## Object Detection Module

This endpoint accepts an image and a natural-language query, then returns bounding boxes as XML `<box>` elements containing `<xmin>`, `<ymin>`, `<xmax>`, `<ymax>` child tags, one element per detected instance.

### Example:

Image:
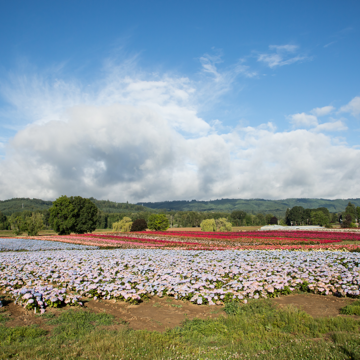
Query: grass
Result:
<box><xmin>340</xmin><ymin>300</ymin><xmax>360</xmax><ymax>316</ymax></box>
<box><xmin>0</xmin><ymin>300</ymin><xmax>359</xmax><ymax>359</ymax></box>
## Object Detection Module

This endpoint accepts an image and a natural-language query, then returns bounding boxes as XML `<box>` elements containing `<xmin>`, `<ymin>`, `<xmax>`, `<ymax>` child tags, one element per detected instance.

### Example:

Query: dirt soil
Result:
<box><xmin>272</xmin><ymin>293</ymin><xmax>359</xmax><ymax>318</ymax></box>
<box><xmin>1</xmin><ymin>294</ymin><xmax>359</xmax><ymax>333</ymax></box>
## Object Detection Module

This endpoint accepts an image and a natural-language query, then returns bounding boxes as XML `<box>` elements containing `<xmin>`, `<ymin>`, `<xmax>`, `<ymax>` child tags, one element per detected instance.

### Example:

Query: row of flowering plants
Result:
<box><xmin>134</xmin><ymin>229</ymin><xmax>360</xmax><ymax>242</ymax></box>
<box><xmin>1</xmin><ymin>249</ymin><xmax>360</xmax><ymax>313</ymax></box>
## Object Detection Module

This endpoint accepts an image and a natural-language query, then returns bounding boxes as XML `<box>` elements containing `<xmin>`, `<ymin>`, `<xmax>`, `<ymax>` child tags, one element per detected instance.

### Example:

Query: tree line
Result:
<box><xmin>1</xmin><ymin>197</ymin><xmax>359</xmax><ymax>235</ymax></box>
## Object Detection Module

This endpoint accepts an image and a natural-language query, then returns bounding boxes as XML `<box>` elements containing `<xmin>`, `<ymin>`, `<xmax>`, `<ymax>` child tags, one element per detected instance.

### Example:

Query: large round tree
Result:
<box><xmin>49</xmin><ymin>195</ymin><xmax>98</xmax><ymax>235</ymax></box>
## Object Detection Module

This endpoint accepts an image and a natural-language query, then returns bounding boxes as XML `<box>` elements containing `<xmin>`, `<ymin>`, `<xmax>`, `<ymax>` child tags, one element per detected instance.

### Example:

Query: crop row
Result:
<box><xmin>142</xmin><ymin>230</ymin><xmax>360</xmax><ymax>242</ymax></box>
<box><xmin>1</xmin><ymin>249</ymin><xmax>359</xmax><ymax>313</ymax></box>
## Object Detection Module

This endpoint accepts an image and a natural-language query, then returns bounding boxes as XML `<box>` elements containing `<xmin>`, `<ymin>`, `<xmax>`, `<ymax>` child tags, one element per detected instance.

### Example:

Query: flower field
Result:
<box><xmin>1</xmin><ymin>249</ymin><xmax>360</xmax><ymax>314</ymax></box>
<box><xmin>1</xmin><ymin>229</ymin><xmax>360</xmax><ymax>314</ymax></box>
<box><xmin>26</xmin><ymin>228</ymin><xmax>360</xmax><ymax>251</ymax></box>
<box><xmin>0</xmin><ymin>238</ymin><xmax>99</xmax><ymax>252</ymax></box>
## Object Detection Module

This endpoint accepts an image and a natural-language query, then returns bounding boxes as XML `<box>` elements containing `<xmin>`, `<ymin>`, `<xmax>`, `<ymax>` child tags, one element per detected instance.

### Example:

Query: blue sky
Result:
<box><xmin>0</xmin><ymin>0</ymin><xmax>359</xmax><ymax>202</ymax></box>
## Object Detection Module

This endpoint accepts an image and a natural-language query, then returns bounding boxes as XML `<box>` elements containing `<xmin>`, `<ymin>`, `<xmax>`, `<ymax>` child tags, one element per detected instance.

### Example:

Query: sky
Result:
<box><xmin>0</xmin><ymin>0</ymin><xmax>359</xmax><ymax>203</ymax></box>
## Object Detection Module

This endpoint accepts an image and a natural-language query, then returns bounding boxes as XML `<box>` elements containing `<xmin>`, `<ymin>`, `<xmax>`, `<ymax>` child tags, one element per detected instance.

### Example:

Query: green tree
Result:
<box><xmin>230</xmin><ymin>210</ymin><xmax>247</xmax><ymax>226</ymax></box>
<box><xmin>215</xmin><ymin>218</ymin><xmax>232</xmax><ymax>232</ymax></box>
<box><xmin>200</xmin><ymin>219</ymin><xmax>216</xmax><ymax>232</ymax></box>
<box><xmin>341</xmin><ymin>213</ymin><xmax>354</xmax><ymax>228</ymax></box>
<box><xmin>10</xmin><ymin>215</ymin><xmax>25</xmax><ymax>235</ymax></box>
<box><xmin>356</xmin><ymin>207</ymin><xmax>360</xmax><ymax>223</ymax></box>
<box><xmin>147</xmin><ymin>214</ymin><xmax>169</xmax><ymax>231</ymax></box>
<box><xmin>265</xmin><ymin>213</ymin><xmax>274</xmax><ymax>225</ymax></box>
<box><xmin>311</xmin><ymin>210</ymin><xmax>329</xmax><ymax>226</ymax></box>
<box><xmin>25</xmin><ymin>213</ymin><xmax>44</xmax><ymax>236</ymax></box>
<box><xmin>0</xmin><ymin>211</ymin><xmax>10</xmax><ymax>230</ymax></box>
<box><xmin>345</xmin><ymin>202</ymin><xmax>356</xmax><ymax>222</ymax></box>
<box><xmin>49</xmin><ymin>195</ymin><xmax>98</xmax><ymax>235</ymax></box>
<box><xmin>113</xmin><ymin>217</ymin><xmax>132</xmax><ymax>232</ymax></box>
<box><xmin>256</xmin><ymin>213</ymin><xmax>266</xmax><ymax>226</ymax></box>
<box><xmin>71</xmin><ymin>196</ymin><xmax>98</xmax><ymax>234</ymax></box>
<box><xmin>287</xmin><ymin>206</ymin><xmax>305</xmax><ymax>225</ymax></box>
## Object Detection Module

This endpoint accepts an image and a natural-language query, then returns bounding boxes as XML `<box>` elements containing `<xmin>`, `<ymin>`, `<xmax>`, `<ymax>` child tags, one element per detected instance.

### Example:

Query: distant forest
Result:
<box><xmin>0</xmin><ymin>197</ymin><xmax>155</xmax><ymax>216</ymax></box>
<box><xmin>140</xmin><ymin>198</ymin><xmax>360</xmax><ymax>214</ymax></box>
<box><xmin>0</xmin><ymin>196</ymin><xmax>359</xmax><ymax>230</ymax></box>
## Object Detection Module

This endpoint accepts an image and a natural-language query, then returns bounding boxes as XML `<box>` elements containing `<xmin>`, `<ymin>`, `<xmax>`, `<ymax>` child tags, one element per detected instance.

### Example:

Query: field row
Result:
<box><xmin>1</xmin><ymin>249</ymin><xmax>360</xmax><ymax>313</ymax></box>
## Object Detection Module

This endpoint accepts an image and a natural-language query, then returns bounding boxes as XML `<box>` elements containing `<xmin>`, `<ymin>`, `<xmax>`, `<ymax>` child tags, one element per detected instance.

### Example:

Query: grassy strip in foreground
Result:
<box><xmin>0</xmin><ymin>300</ymin><xmax>360</xmax><ymax>360</ymax></box>
<box><xmin>340</xmin><ymin>300</ymin><xmax>360</xmax><ymax>316</ymax></box>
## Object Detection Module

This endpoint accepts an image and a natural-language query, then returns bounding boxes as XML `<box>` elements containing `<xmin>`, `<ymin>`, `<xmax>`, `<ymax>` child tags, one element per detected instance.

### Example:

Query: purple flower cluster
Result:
<box><xmin>0</xmin><ymin>249</ymin><xmax>359</xmax><ymax>310</ymax></box>
<box><xmin>0</xmin><ymin>238</ymin><xmax>98</xmax><ymax>252</ymax></box>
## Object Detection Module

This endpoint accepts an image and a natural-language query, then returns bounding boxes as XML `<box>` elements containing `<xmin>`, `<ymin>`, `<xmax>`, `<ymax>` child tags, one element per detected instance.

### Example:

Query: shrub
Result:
<box><xmin>269</xmin><ymin>216</ymin><xmax>278</xmax><ymax>225</ymax></box>
<box><xmin>200</xmin><ymin>219</ymin><xmax>216</xmax><ymax>232</ymax></box>
<box><xmin>215</xmin><ymin>218</ymin><xmax>232</xmax><ymax>232</ymax></box>
<box><xmin>130</xmin><ymin>219</ymin><xmax>148</xmax><ymax>232</ymax></box>
<box><xmin>25</xmin><ymin>213</ymin><xmax>44</xmax><ymax>236</ymax></box>
<box><xmin>10</xmin><ymin>216</ymin><xmax>25</xmax><ymax>235</ymax></box>
<box><xmin>113</xmin><ymin>217</ymin><xmax>132</xmax><ymax>232</ymax></box>
<box><xmin>147</xmin><ymin>214</ymin><xmax>169</xmax><ymax>231</ymax></box>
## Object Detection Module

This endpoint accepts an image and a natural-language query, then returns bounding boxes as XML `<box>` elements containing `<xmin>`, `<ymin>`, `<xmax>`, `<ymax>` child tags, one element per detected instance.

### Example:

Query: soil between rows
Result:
<box><xmin>1</xmin><ymin>294</ymin><xmax>359</xmax><ymax>333</ymax></box>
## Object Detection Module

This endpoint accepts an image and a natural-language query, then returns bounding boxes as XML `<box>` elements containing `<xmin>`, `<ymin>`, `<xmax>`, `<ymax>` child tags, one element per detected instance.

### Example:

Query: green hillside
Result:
<box><xmin>1</xmin><ymin>197</ymin><xmax>358</xmax><ymax>217</ymax></box>
<box><xmin>0</xmin><ymin>198</ymin><xmax>53</xmax><ymax>215</ymax></box>
<box><xmin>0</xmin><ymin>197</ymin><xmax>155</xmax><ymax>216</ymax></box>
<box><xmin>139</xmin><ymin>198</ymin><xmax>360</xmax><ymax>214</ymax></box>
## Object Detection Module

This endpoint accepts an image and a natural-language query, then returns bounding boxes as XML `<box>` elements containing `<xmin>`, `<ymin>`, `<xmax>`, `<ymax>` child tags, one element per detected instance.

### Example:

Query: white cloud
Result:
<box><xmin>313</xmin><ymin>120</ymin><xmax>348</xmax><ymax>132</ymax></box>
<box><xmin>257</xmin><ymin>44</ymin><xmax>308</xmax><ymax>68</ymax></box>
<box><xmin>311</xmin><ymin>105</ymin><xmax>335</xmax><ymax>117</ymax></box>
<box><xmin>339</xmin><ymin>96</ymin><xmax>360</xmax><ymax>117</ymax></box>
<box><xmin>288</xmin><ymin>112</ymin><xmax>318</xmax><ymax>127</ymax></box>
<box><xmin>0</xmin><ymin>59</ymin><xmax>360</xmax><ymax>201</ymax></box>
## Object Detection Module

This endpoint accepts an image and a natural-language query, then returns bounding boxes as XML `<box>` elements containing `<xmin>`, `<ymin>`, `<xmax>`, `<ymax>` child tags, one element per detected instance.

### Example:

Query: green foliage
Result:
<box><xmin>1</xmin><ymin>301</ymin><xmax>360</xmax><ymax>359</ymax></box>
<box><xmin>311</xmin><ymin>210</ymin><xmax>329</xmax><ymax>226</ymax></box>
<box><xmin>0</xmin><ymin>211</ymin><xmax>10</xmax><ymax>230</ymax></box>
<box><xmin>25</xmin><ymin>212</ymin><xmax>44</xmax><ymax>236</ymax></box>
<box><xmin>48</xmin><ymin>309</ymin><xmax>113</xmax><ymax>339</ymax></box>
<box><xmin>340</xmin><ymin>300</ymin><xmax>360</xmax><ymax>316</ymax></box>
<box><xmin>49</xmin><ymin>196</ymin><xmax>98</xmax><ymax>235</ymax></box>
<box><xmin>231</xmin><ymin>210</ymin><xmax>247</xmax><ymax>225</ymax></box>
<box><xmin>345</xmin><ymin>201</ymin><xmax>356</xmax><ymax>222</ymax></box>
<box><xmin>147</xmin><ymin>214</ymin><xmax>169</xmax><ymax>231</ymax></box>
<box><xmin>130</xmin><ymin>219</ymin><xmax>148</xmax><ymax>231</ymax></box>
<box><xmin>341</xmin><ymin>214</ymin><xmax>353</xmax><ymax>228</ymax></box>
<box><xmin>200</xmin><ymin>218</ymin><xmax>216</xmax><ymax>231</ymax></box>
<box><xmin>215</xmin><ymin>217</ymin><xmax>232</xmax><ymax>231</ymax></box>
<box><xmin>113</xmin><ymin>217</ymin><xmax>133</xmax><ymax>232</ymax></box>
<box><xmin>9</xmin><ymin>215</ymin><xmax>25</xmax><ymax>235</ymax></box>
<box><xmin>0</xmin><ymin>325</ymin><xmax>47</xmax><ymax>344</ymax></box>
<box><xmin>71</xmin><ymin>196</ymin><xmax>98</xmax><ymax>234</ymax></box>
<box><xmin>141</xmin><ymin>198</ymin><xmax>360</xmax><ymax>214</ymax></box>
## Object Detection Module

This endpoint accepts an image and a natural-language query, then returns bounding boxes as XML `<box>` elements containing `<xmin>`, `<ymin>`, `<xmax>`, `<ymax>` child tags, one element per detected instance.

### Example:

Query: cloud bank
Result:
<box><xmin>0</xmin><ymin>59</ymin><xmax>359</xmax><ymax>202</ymax></box>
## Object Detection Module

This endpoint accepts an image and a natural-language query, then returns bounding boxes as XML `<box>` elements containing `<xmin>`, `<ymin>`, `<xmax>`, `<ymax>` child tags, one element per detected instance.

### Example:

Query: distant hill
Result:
<box><xmin>139</xmin><ymin>198</ymin><xmax>360</xmax><ymax>215</ymax></box>
<box><xmin>1</xmin><ymin>197</ymin><xmax>359</xmax><ymax>217</ymax></box>
<box><xmin>0</xmin><ymin>197</ymin><xmax>155</xmax><ymax>216</ymax></box>
<box><xmin>0</xmin><ymin>198</ymin><xmax>53</xmax><ymax>215</ymax></box>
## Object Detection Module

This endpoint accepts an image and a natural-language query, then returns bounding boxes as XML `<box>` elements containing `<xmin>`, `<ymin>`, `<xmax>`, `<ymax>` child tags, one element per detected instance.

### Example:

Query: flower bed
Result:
<box><xmin>0</xmin><ymin>238</ymin><xmax>99</xmax><ymax>252</ymax></box>
<box><xmin>137</xmin><ymin>230</ymin><xmax>360</xmax><ymax>242</ymax></box>
<box><xmin>1</xmin><ymin>249</ymin><xmax>359</xmax><ymax>312</ymax></box>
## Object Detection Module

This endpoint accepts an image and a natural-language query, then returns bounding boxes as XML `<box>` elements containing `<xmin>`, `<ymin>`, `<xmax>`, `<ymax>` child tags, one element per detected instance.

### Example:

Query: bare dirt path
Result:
<box><xmin>1</xmin><ymin>294</ymin><xmax>359</xmax><ymax>333</ymax></box>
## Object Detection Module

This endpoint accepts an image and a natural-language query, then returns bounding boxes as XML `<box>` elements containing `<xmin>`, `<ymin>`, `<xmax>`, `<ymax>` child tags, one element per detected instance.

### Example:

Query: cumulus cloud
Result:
<box><xmin>257</xmin><ymin>44</ymin><xmax>308</xmax><ymax>68</ymax></box>
<box><xmin>313</xmin><ymin>120</ymin><xmax>348</xmax><ymax>132</ymax></box>
<box><xmin>311</xmin><ymin>105</ymin><xmax>335</xmax><ymax>117</ymax></box>
<box><xmin>339</xmin><ymin>96</ymin><xmax>360</xmax><ymax>117</ymax></box>
<box><xmin>288</xmin><ymin>113</ymin><xmax>318</xmax><ymax>127</ymax></box>
<box><xmin>0</xmin><ymin>59</ymin><xmax>360</xmax><ymax>201</ymax></box>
